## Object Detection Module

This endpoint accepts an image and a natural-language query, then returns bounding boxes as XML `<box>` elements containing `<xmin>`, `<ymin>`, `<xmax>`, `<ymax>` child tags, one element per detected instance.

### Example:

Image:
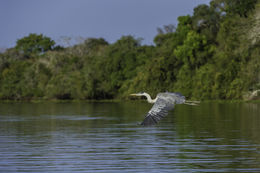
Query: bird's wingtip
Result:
<box><xmin>140</xmin><ymin>115</ymin><xmax>158</xmax><ymax>126</ymax></box>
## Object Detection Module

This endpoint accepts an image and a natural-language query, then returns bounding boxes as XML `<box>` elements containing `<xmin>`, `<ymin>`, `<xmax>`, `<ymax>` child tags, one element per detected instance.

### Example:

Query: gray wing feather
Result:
<box><xmin>141</xmin><ymin>97</ymin><xmax>175</xmax><ymax>126</ymax></box>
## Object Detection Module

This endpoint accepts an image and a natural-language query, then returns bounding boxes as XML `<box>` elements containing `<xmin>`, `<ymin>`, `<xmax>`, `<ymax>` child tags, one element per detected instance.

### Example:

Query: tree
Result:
<box><xmin>225</xmin><ymin>0</ymin><xmax>257</xmax><ymax>17</ymax></box>
<box><xmin>174</xmin><ymin>31</ymin><xmax>211</xmax><ymax>69</ymax></box>
<box><xmin>192</xmin><ymin>4</ymin><xmax>221</xmax><ymax>42</ymax></box>
<box><xmin>212</xmin><ymin>0</ymin><xmax>257</xmax><ymax>17</ymax></box>
<box><xmin>15</xmin><ymin>33</ymin><xmax>55</xmax><ymax>57</ymax></box>
<box><xmin>154</xmin><ymin>16</ymin><xmax>192</xmax><ymax>47</ymax></box>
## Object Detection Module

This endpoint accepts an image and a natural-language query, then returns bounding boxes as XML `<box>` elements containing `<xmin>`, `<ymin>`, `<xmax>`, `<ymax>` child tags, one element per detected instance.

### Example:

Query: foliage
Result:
<box><xmin>224</xmin><ymin>0</ymin><xmax>257</xmax><ymax>17</ymax></box>
<box><xmin>212</xmin><ymin>0</ymin><xmax>257</xmax><ymax>17</ymax></box>
<box><xmin>15</xmin><ymin>33</ymin><xmax>56</xmax><ymax>57</ymax></box>
<box><xmin>0</xmin><ymin>0</ymin><xmax>260</xmax><ymax>101</ymax></box>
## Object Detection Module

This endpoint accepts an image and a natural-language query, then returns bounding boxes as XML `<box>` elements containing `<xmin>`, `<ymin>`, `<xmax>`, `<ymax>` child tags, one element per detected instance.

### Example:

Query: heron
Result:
<box><xmin>130</xmin><ymin>92</ymin><xmax>199</xmax><ymax>126</ymax></box>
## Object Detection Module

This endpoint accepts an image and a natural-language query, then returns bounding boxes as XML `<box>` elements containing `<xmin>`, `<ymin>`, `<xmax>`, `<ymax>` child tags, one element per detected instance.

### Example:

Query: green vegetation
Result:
<box><xmin>1</xmin><ymin>0</ymin><xmax>260</xmax><ymax>101</ymax></box>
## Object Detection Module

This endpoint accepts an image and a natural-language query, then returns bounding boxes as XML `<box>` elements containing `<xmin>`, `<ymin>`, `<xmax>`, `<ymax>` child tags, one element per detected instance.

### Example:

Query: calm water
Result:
<box><xmin>0</xmin><ymin>101</ymin><xmax>260</xmax><ymax>172</ymax></box>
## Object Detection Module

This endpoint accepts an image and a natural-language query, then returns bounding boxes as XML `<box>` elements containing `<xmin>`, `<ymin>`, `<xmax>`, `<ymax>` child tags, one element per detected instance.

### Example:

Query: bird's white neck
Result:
<box><xmin>143</xmin><ymin>93</ymin><xmax>157</xmax><ymax>103</ymax></box>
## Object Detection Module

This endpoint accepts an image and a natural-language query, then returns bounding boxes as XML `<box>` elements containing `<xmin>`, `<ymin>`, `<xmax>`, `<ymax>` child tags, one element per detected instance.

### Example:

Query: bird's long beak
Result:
<box><xmin>130</xmin><ymin>93</ymin><xmax>138</xmax><ymax>96</ymax></box>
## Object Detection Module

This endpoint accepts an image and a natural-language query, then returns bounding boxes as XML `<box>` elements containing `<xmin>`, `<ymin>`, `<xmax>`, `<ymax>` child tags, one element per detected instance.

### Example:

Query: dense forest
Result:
<box><xmin>0</xmin><ymin>0</ymin><xmax>260</xmax><ymax>101</ymax></box>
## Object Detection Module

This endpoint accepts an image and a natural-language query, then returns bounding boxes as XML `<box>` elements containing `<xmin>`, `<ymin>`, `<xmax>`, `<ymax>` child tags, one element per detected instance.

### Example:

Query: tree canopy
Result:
<box><xmin>15</xmin><ymin>33</ymin><xmax>55</xmax><ymax>57</ymax></box>
<box><xmin>0</xmin><ymin>0</ymin><xmax>260</xmax><ymax>101</ymax></box>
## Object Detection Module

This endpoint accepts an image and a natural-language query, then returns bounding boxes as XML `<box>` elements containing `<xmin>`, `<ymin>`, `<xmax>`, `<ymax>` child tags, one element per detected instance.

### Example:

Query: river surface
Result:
<box><xmin>0</xmin><ymin>101</ymin><xmax>260</xmax><ymax>172</ymax></box>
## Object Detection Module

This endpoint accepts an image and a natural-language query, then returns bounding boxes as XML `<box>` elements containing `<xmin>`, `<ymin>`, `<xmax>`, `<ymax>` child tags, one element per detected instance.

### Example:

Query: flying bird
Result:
<box><xmin>130</xmin><ymin>92</ymin><xmax>199</xmax><ymax>126</ymax></box>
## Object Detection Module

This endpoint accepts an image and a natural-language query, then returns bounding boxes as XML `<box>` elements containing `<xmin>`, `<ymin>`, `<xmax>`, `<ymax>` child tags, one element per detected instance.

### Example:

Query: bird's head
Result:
<box><xmin>130</xmin><ymin>92</ymin><xmax>145</xmax><ymax>97</ymax></box>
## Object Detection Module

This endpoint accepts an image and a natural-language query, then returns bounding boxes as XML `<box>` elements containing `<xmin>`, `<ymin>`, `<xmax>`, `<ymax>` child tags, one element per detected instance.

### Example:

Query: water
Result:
<box><xmin>0</xmin><ymin>101</ymin><xmax>260</xmax><ymax>172</ymax></box>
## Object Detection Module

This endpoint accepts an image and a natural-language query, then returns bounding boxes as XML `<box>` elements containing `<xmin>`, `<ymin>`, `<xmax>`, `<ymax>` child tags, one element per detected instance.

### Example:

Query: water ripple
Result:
<box><xmin>1</xmin><ymin>102</ymin><xmax>260</xmax><ymax>172</ymax></box>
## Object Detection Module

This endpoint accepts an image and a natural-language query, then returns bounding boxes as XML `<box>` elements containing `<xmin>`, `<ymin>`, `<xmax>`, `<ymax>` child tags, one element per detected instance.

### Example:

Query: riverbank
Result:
<box><xmin>1</xmin><ymin>98</ymin><xmax>260</xmax><ymax>104</ymax></box>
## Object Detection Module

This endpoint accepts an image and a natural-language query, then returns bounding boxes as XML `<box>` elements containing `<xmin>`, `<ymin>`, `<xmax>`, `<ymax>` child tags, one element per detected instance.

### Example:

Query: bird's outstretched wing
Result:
<box><xmin>141</xmin><ymin>97</ymin><xmax>175</xmax><ymax>126</ymax></box>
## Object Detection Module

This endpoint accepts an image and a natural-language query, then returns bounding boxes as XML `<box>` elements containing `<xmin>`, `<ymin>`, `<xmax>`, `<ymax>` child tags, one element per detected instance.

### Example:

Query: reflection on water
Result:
<box><xmin>0</xmin><ymin>102</ymin><xmax>260</xmax><ymax>172</ymax></box>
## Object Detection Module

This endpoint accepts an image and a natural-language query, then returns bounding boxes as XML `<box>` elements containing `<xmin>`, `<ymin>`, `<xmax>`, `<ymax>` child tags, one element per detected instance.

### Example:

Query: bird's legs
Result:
<box><xmin>184</xmin><ymin>100</ymin><xmax>200</xmax><ymax>106</ymax></box>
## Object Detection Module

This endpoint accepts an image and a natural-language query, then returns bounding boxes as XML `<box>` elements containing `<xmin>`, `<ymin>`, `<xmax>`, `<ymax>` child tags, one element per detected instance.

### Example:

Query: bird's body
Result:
<box><xmin>131</xmin><ymin>92</ymin><xmax>198</xmax><ymax>126</ymax></box>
